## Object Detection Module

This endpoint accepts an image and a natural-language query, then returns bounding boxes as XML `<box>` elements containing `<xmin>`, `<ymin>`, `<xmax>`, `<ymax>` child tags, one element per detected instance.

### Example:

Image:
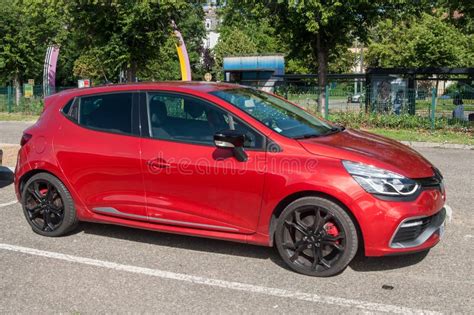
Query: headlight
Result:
<box><xmin>342</xmin><ymin>161</ymin><xmax>419</xmax><ymax>196</ymax></box>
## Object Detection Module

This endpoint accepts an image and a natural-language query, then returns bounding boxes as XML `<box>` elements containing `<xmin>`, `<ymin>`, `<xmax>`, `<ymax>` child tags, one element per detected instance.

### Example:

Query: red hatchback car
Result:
<box><xmin>15</xmin><ymin>82</ymin><xmax>446</xmax><ymax>276</ymax></box>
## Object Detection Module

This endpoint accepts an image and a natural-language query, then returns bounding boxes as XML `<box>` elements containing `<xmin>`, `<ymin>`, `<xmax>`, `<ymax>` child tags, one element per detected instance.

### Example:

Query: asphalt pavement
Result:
<box><xmin>0</xmin><ymin>122</ymin><xmax>473</xmax><ymax>314</ymax></box>
<box><xmin>0</xmin><ymin>121</ymin><xmax>33</xmax><ymax>145</ymax></box>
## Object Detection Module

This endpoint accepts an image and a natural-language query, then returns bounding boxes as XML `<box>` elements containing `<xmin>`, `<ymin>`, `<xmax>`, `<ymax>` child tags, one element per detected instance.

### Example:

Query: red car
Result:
<box><xmin>15</xmin><ymin>82</ymin><xmax>446</xmax><ymax>276</ymax></box>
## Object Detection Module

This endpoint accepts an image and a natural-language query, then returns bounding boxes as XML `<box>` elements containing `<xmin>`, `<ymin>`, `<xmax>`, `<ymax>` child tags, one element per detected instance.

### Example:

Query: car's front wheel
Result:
<box><xmin>22</xmin><ymin>173</ymin><xmax>78</xmax><ymax>237</ymax></box>
<box><xmin>275</xmin><ymin>196</ymin><xmax>358</xmax><ymax>277</ymax></box>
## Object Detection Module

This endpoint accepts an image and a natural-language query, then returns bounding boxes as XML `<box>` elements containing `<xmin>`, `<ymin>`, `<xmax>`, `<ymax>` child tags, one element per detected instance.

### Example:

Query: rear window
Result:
<box><xmin>62</xmin><ymin>98</ymin><xmax>79</xmax><ymax>122</ymax></box>
<box><xmin>73</xmin><ymin>93</ymin><xmax>133</xmax><ymax>135</ymax></box>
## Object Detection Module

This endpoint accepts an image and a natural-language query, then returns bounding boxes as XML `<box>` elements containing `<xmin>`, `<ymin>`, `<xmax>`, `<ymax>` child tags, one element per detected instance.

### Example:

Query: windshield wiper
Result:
<box><xmin>293</xmin><ymin>133</ymin><xmax>321</xmax><ymax>139</ymax></box>
<box><xmin>323</xmin><ymin>125</ymin><xmax>345</xmax><ymax>136</ymax></box>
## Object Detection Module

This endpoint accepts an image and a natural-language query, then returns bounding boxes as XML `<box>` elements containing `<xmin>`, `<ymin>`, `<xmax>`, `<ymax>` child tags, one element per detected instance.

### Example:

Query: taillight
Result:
<box><xmin>20</xmin><ymin>133</ymin><xmax>32</xmax><ymax>146</ymax></box>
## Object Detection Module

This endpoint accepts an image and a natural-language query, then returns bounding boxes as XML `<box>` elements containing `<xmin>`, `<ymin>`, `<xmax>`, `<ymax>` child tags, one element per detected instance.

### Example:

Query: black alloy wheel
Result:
<box><xmin>275</xmin><ymin>197</ymin><xmax>358</xmax><ymax>277</ymax></box>
<box><xmin>22</xmin><ymin>173</ymin><xmax>78</xmax><ymax>236</ymax></box>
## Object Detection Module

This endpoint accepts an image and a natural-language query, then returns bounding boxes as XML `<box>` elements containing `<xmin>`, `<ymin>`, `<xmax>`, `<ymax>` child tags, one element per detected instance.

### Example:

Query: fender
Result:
<box><xmin>259</xmin><ymin>182</ymin><xmax>363</xmax><ymax>246</ymax></box>
<box><xmin>17</xmin><ymin>160</ymin><xmax>90</xmax><ymax>220</ymax></box>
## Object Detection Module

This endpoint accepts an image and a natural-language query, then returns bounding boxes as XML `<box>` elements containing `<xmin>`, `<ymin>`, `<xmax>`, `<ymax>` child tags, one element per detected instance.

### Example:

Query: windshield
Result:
<box><xmin>210</xmin><ymin>88</ymin><xmax>334</xmax><ymax>138</ymax></box>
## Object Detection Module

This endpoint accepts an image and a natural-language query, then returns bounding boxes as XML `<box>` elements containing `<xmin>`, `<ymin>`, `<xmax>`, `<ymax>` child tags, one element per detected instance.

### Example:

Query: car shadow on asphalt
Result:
<box><xmin>78</xmin><ymin>222</ymin><xmax>279</xmax><ymax>261</ymax></box>
<box><xmin>349</xmin><ymin>250</ymin><xmax>429</xmax><ymax>272</ymax></box>
<box><xmin>0</xmin><ymin>166</ymin><xmax>14</xmax><ymax>189</ymax></box>
<box><xmin>77</xmin><ymin>222</ymin><xmax>429</xmax><ymax>274</ymax></box>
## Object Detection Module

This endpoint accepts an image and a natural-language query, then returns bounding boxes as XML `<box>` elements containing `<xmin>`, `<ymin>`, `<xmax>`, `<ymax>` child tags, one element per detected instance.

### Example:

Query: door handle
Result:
<box><xmin>147</xmin><ymin>158</ymin><xmax>173</xmax><ymax>169</ymax></box>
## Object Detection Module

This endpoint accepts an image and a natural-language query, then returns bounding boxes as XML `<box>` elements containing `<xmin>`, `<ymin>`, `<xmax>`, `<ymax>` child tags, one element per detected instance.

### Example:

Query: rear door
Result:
<box><xmin>139</xmin><ymin>91</ymin><xmax>267</xmax><ymax>233</ymax></box>
<box><xmin>56</xmin><ymin>92</ymin><xmax>147</xmax><ymax>218</ymax></box>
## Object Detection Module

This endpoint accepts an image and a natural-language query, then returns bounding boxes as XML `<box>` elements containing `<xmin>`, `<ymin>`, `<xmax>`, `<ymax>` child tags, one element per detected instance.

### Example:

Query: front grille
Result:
<box><xmin>392</xmin><ymin>217</ymin><xmax>432</xmax><ymax>243</ymax></box>
<box><xmin>416</xmin><ymin>167</ymin><xmax>444</xmax><ymax>190</ymax></box>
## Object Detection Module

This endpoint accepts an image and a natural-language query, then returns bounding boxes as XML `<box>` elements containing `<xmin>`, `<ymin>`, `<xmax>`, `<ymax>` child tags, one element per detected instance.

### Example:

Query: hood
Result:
<box><xmin>298</xmin><ymin>129</ymin><xmax>434</xmax><ymax>178</ymax></box>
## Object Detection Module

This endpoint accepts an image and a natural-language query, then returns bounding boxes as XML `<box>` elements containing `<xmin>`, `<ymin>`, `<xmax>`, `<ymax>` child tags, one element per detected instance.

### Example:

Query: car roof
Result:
<box><xmin>52</xmin><ymin>81</ymin><xmax>243</xmax><ymax>98</ymax></box>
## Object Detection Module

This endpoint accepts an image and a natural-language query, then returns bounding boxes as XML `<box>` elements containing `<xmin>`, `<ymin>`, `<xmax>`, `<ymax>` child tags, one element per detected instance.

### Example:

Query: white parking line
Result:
<box><xmin>0</xmin><ymin>200</ymin><xmax>18</xmax><ymax>208</ymax></box>
<box><xmin>0</xmin><ymin>243</ymin><xmax>440</xmax><ymax>315</ymax></box>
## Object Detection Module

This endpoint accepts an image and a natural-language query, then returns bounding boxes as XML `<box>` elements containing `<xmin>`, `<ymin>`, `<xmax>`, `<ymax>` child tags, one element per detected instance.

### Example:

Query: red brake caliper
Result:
<box><xmin>324</xmin><ymin>222</ymin><xmax>340</xmax><ymax>244</ymax></box>
<box><xmin>39</xmin><ymin>188</ymin><xmax>48</xmax><ymax>198</ymax></box>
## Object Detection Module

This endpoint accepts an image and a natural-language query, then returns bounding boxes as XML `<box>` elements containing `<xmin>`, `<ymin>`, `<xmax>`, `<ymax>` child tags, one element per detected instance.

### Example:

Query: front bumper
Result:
<box><xmin>351</xmin><ymin>186</ymin><xmax>446</xmax><ymax>257</ymax></box>
<box><xmin>389</xmin><ymin>207</ymin><xmax>446</xmax><ymax>249</ymax></box>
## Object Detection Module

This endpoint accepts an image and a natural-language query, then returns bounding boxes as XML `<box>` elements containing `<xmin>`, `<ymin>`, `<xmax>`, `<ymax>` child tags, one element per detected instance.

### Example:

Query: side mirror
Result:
<box><xmin>214</xmin><ymin>130</ymin><xmax>248</xmax><ymax>162</ymax></box>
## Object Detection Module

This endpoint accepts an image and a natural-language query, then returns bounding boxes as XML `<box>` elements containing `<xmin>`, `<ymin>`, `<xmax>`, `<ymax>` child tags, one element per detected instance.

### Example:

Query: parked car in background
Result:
<box><xmin>348</xmin><ymin>92</ymin><xmax>364</xmax><ymax>103</ymax></box>
<box><xmin>15</xmin><ymin>82</ymin><xmax>446</xmax><ymax>277</ymax></box>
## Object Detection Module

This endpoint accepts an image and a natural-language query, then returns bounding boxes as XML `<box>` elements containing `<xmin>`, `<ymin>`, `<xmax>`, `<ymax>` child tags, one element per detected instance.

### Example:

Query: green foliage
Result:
<box><xmin>214</xmin><ymin>0</ymin><xmax>358</xmax><ymax>79</ymax></box>
<box><xmin>328</xmin><ymin>112</ymin><xmax>472</xmax><ymax>132</ymax></box>
<box><xmin>0</xmin><ymin>0</ymin><xmax>473</xmax><ymax>90</ymax></box>
<box><xmin>272</xmin><ymin>1</ymin><xmax>422</xmax><ymax>63</ymax></box>
<box><xmin>328</xmin><ymin>47</ymin><xmax>357</xmax><ymax>73</ymax></box>
<box><xmin>0</xmin><ymin>0</ymin><xmax>205</xmax><ymax>85</ymax></box>
<box><xmin>285</xmin><ymin>59</ymin><xmax>312</xmax><ymax>74</ymax></box>
<box><xmin>436</xmin><ymin>0</ymin><xmax>474</xmax><ymax>33</ymax></box>
<box><xmin>367</xmin><ymin>13</ymin><xmax>474</xmax><ymax>67</ymax></box>
<box><xmin>9</xmin><ymin>99</ymin><xmax>44</xmax><ymax>115</ymax></box>
<box><xmin>73</xmin><ymin>49</ymin><xmax>110</xmax><ymax>83</ymax></box>
<box><xmin>0</xmin><ymin>0</ymin><xmax>66</xmax><ymax>84</ymax></box>
<box><xmin>212</xmin><ymin>29</ymin><xmax>259</xmax><ymax>80</ymax></box>
<box><xmin>264</xmin><ymin>0</ymin><xmax>425</xmax><ymax>114</ymax></box>
<box><xmin>139</xmin><ymin>37</ymin><xmax>182</xmax><ymax>81</ymax></box>
<box><xmin>368</xmin><ymin>128</ymin><xmax>474</xmax><ymax>145</ymax></box>
<box><xmin>63</xmin><ymin>0</ymin><xmax>205</xmax><ymax>82</ymax></box>
<box><xmin>212</xmin><ymin>1</ymin><xmax>286</xmax><ymax>80</ymax></box>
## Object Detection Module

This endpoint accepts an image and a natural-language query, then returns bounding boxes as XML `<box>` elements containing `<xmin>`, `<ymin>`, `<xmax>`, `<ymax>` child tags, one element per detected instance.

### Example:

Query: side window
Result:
<box><xmin>78</xmin><ymin>93</ymin><xmax>133</xmax><ymax>135</ymax></box>
<box><xmin>147</xmin><ymin>93</ymin><xmax>263</xmax><ymax>148</ymax></box>
<box><xmin>62</xmin><ymin>98</ymin><xmax>79</xmax><ymax>122</ymax></box>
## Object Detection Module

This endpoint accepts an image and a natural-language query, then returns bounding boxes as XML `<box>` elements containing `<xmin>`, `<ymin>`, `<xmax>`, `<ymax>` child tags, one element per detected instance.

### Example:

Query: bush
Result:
<box><xmin>1</xmin><ymin>98</ymin><xmax>44</xmax><ymax>115</ymax></box>
<box><xmin>16</xmin><ymin>99</ymin><xmax>44</xmax><ymax>115</ymax></box>
<box><xmin>327</xmin><ymin>112</ymin><xmax>472</xmax><ymax>132</ymax></box>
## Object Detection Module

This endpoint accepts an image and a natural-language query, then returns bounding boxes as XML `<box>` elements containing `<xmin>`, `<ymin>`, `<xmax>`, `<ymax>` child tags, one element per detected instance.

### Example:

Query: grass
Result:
<box><xmin>366</xmin><ymin>128</ymin><xmax>474</xmax><ymax>146</ymax></box>
<box><xmin>415</xmin><ymin>100</ymin><xmax>474</xmax><ymax>112</ymax></box>
<box><xmin>287</xmin><ymin>94</ymin><xmax>351</xmax><ymax>102</ymax></box>
<box><xmin>0</xmin><ymin>112</ymin><xmax>39</xmax><ymax>121</ymax></box>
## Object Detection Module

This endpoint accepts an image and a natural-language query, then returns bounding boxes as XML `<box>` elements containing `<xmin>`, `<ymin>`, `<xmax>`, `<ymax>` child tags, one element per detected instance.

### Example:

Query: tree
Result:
<box><xmin>0</xmin><ymin>0</ymin><xmax>66</xmax><ymax>101</ymax></box>
<box><xmin>366</xmin><ymin>13</ymin><xmax>474</xmax><ymax>68</ymax></box>
<box><xmin>63</xmin><ymin>0</ymin><xmax>205</xmax><ymax>82</ymax></box>
<box><xmin>212</xmin><ymin>29</ymin><xmax>259</xmax><ymax>80</ymax></box>
<box><xmin>267</xmin><ymin>0</ymin><xmax>424</xmax><ymax>115</ymax></box>
<box><xmin>212</xmin><ymin>1</ymin><xmax>285</xmax><ymax>80</ymax></box>
<box><xmin>436</xmin><ymin>0</ymin><xmax>474</xmax><ymax>33</ymax></box>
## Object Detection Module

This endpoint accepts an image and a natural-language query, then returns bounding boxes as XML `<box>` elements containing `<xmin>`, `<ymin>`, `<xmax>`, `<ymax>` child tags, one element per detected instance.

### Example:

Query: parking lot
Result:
<box><xmin>0</xmin><ymin>122</ymin><xmax>473</xmax><ymax>314</ymax></box>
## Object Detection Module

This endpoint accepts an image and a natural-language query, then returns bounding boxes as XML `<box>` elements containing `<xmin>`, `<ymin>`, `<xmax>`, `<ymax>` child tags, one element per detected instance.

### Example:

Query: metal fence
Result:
<box><xmin>262</xmin><ymin>80</ymin><xmax>474</xmax><ymax>126</ymax></box>
<box><xmin>0</xmin><ymin>85</ymin><xmax>74</xmax><ymax>115</ymax></box>
<box><xmin>1</xmin><ymin>81</ymin><xmax>473</xmax><ymax>128</ymax></box>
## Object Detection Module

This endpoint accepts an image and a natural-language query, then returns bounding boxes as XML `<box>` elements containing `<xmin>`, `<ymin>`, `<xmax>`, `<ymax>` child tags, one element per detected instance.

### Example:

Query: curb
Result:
<box><xmin>401</xmin><ymin>141</ymin><xmax>473</xmax><ymax>150</ymax></box>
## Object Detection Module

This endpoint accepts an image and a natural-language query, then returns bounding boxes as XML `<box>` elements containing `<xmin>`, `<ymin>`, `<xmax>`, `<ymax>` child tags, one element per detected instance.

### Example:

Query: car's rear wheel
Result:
<box><xmin>22</xmin><ymin>173</ymin><xmax>78</xmax><ymax>237</ymax></box>
<box><xmin>275</xmin><ymin>196</ymin><xmax>358</xmax><ymax>277</ymax></box>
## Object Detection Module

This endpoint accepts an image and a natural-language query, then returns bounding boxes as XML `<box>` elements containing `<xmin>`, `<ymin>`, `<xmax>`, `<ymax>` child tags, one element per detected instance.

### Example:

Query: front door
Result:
<box><xmin>140</xmin><ymin>92</ymin><xmax>267</xmax><ymax>233</ymax></box>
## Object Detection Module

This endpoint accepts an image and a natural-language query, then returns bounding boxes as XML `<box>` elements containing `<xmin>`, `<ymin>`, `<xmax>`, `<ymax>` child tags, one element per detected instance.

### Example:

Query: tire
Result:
<box><xmin>21</xmin><ymin>173</ymin><xmax>78</xmax><ymax>237</ymax></box>
<box><xmin>275</xmin><ymin>196</ymin><xmax>358</xmax><ymax>277</ymax></box>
